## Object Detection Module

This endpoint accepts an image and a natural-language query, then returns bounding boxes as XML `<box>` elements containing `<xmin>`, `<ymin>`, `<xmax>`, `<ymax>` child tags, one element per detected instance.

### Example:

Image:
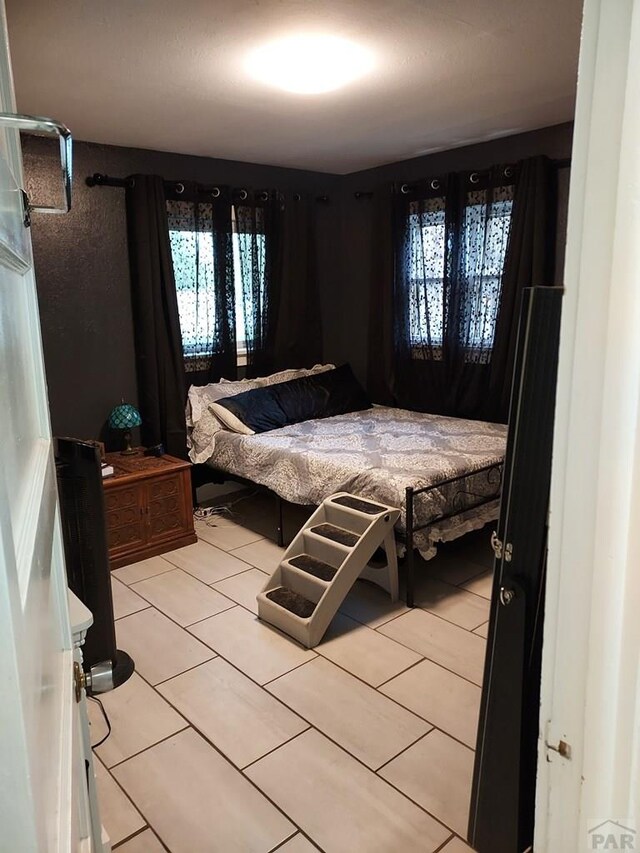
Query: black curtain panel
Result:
<box><xmin>125</xmin><ymin>174</ymin><xmax>188</xmax><ymax>458</ymax></box>
<box><xmin>165</xmin><ymin>182</ymin><xmax>237</xmax><ymax>385</ymax></box>
<box><xmin>273</xmin><ymin>192</ymin><xmax>323</xmax><ymax>371</ymax></box>
<box><xmin>487</xmin><ymin>156</ymin><xmax>557</xmax><ymax>421</ymax></box>
<box><xmin>367</xmin><ymin>186</ymin><xmax>395</xmax><ymax>405</ymax></box>
<box><xmin>377</xmin><ymin>155</ymin><xmax>556</xmax><ymax>421</ymax></box>
<box><xmin>234</xmin><ymin>191</ymin><xmax>283</xmax><ymax>378</ymax></box>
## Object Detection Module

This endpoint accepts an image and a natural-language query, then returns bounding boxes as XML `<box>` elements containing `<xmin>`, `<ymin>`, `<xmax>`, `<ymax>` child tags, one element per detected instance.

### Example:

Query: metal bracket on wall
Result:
<box><xmin>0</xmin><ymin>112</ymin><xmax>72</xmax><ymax>215</ymax></box>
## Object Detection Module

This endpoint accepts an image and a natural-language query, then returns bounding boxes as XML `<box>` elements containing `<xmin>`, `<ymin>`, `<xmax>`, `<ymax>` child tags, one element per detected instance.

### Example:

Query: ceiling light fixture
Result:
<box><xmin>245</xmin><ymin>34</ymin><xmax>373</xmax><ymax>95</ymax></box>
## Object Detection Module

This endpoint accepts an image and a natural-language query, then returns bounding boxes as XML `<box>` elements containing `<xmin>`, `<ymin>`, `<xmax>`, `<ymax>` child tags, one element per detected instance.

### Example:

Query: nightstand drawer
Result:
<box><xmin>147</xmin><ymin>472</ymin><xmax>190</xmax><ymax>544</ymax></box>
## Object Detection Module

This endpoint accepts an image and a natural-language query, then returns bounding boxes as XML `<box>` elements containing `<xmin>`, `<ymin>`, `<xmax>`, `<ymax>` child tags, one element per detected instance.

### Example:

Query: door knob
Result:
<box><xmin>499</xmin><ymin>587</ymin><xmax>516</xmax><ymax>606</ymax></box>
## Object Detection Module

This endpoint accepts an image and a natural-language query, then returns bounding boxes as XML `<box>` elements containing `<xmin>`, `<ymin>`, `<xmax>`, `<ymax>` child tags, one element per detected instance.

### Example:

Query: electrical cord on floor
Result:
<box><xmin>193</xmin><ymin>489</ymin><xmax>260</xmax><ymax>527</ymax></box>
<box><xmin>88</xmin><ymin>695</ymin><xmax>112</xmax><ymax>749</ymax></box>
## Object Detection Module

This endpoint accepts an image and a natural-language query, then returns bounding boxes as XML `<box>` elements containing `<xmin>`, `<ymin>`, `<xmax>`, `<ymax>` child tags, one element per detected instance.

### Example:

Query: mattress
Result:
<box><xmin>205</xmin><ymin>406</ymin><xmax>507</xmax><ymax>558</ymax></box>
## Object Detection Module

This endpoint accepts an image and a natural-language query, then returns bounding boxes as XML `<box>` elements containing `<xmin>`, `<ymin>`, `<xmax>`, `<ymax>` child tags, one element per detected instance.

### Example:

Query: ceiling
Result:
<box><xmin>6</xmin><ymin>0</ymin><xmax>582</xmax><ymax>175</ymax></box>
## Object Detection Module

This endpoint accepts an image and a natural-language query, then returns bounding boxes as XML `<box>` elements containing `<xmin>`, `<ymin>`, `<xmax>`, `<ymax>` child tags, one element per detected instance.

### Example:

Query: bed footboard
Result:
<box><xmin>403</xmin><ymin>461</ymin><xmax>503</xmax><ymax>607</ymax></box>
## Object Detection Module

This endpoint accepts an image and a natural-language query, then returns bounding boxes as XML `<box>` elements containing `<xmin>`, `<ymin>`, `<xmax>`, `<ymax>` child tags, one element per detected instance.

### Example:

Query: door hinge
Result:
<box><xmin>491</xmin><ymin>531</ymin><xmax>513</xmax><ymax>561</ymax></box>
<box><xmin>546</xmin><ymin>738</ymin><xmax>572</xmax><ymax>760</ymax></box>
<box><xmin>73</xmin><ymin>661</ymin><xmax>88</xmax><ymax>703</ymax></box>
<box><xmin>20</xmin><ymin>190</ymin><xmax>31</xmax><ymax>228</ymax></box>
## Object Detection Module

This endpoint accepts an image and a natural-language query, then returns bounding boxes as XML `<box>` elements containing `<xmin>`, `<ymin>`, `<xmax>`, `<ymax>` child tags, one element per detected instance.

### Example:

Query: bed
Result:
<box><xmin>187</xmin><ymin>366</ymin><xmax>507</xmax><ymax>605</ymax></box>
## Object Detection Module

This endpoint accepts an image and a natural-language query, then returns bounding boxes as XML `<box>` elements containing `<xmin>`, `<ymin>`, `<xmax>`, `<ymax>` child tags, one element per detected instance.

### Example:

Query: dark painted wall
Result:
<box><xmin>328</xmin><ymin>122</ymin><xmax>574</xmax><ymax>383</ymax></box>
<box><xmin>24</xmin><ymin>122</ymin><xmax>572</xmax><ymax>443</ymax></box>
<box><xmin>23</xmin><ymin>138</ymin><xmax>340</xmax><ymax>442</ymax></box>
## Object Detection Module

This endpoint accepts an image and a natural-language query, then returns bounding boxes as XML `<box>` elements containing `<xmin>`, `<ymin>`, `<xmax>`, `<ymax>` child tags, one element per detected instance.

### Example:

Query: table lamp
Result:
<box><xmin>108</xmin><ymin>402</ymin><xmax>142</xmax><ymax>455</ymax></box>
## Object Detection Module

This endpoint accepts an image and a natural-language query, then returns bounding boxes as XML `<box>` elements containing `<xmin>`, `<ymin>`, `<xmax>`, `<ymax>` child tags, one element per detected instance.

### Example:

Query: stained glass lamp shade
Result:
<box><xmin>108</xmin><ymin>403</ymin><xmax>142</xmax><ymax>455</ymax></box>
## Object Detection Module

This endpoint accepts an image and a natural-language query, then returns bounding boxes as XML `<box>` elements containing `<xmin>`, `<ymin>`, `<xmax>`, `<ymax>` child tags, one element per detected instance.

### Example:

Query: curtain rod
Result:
<box><xmin>85</xmin><ymin>173</ymin><xmax>331</xmax><ymax>203</ymax></box>
<box><xmin>352</xmin><ymin>156</ymin><xmax>572</xmax><ymax>199</ymax></box>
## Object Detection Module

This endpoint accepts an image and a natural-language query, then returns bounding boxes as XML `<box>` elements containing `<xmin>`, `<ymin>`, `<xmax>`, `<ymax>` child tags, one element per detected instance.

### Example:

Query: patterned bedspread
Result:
<box><xmin>206</xmin><ymin>406</ymin><xmax>507</xmax><ymax>558</ymax></box>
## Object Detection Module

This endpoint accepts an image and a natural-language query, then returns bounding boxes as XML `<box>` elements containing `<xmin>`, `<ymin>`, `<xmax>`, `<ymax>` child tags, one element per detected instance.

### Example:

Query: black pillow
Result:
<box><xmin>214</xmin><ymin>364</ymin><xmax>371</xmax><ymax>434</ymax></box>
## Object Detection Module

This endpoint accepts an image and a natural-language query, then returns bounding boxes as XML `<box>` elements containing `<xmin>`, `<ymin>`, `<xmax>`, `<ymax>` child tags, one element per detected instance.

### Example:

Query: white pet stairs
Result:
<box><xmin>256</xmin><ymin>492</ymin><xmax>400</xmax><ymax>649</ymax></box>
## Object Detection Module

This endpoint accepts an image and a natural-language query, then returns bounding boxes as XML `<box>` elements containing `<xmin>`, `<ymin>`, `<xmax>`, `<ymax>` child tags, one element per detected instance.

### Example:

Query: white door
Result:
<box><xmin>0</xmin><ymin>4</ymin><xmax>90</xmax><ymax>852</ymax></box>
<box><xmin>536</xmin><ymin>0</ymin><xmax>640</xmax><ymax>849</ymax></box>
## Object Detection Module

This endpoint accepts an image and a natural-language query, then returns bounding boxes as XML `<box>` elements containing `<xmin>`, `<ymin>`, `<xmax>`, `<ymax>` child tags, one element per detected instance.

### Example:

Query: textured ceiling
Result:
<box><xmin>6</xmin><ymin>0</ymin><xmax>582</xmax><ymax>174</ymax></box>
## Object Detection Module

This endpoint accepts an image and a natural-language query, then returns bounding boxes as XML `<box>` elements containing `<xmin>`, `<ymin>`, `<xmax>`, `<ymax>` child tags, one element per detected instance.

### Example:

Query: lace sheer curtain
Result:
<box><xmin>394</xmin><ymin>167</ymin><xmax>518</xmax><ymax>417</ymax></box>
<box><xmin>166</xmin><ymin>187</ymin><xmax>236</xmax><ymax>384</ymax></box>
<box><xmin>234</xmin><ymin>193</ymin><xmax>282</xmax><ymax>377</ymax></box>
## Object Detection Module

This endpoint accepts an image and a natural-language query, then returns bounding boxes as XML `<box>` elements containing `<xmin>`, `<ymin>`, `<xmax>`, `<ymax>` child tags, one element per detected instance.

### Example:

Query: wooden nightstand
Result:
<box><xmin>102</xmin><ymin>450</ymin><xmax>197</xmax><ymax>570</ymax></box>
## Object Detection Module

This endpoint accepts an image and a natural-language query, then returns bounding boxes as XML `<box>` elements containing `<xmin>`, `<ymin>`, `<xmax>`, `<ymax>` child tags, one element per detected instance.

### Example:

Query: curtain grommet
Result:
<box><xmin>238</xmin><ymin>189</ymin><xmax>248</xmax><ymax>201</ymax></box>
<box><xmin>175</xmin><ymin>182</ymin><xmax>185</xmax><ymax>194</ymax></box>
<box><xmin>504</xmin><ymin>167</ymin><xmax>514</xmax><ymax>179</ymax></box>
<box><xmin>400</xmin><ymin>183</ymin><xmax>410</xmax><ymax>194</ymax></box>
<box><xmin>469</xmin><ymin>172</ymin><xmax>480</xmax><ymax>184</ymax></box>
<box><xmin>211</xmin><ymin>187</ymin><xmax>221</xmax><ymax>198</ymax></box>
<box><xmin>430</xmin><ymin>179</ymin><xmax>440</xmax><ymax>190</ymax></box>
<box><xmin>293</xmin><ymin>192</ymin><xmax>301</xmax><ymax>202</ymax></box>
<box><xmin>259</xmin><ymin>190</ymin><xmax>269</xmax><ymax>202</ymax></box>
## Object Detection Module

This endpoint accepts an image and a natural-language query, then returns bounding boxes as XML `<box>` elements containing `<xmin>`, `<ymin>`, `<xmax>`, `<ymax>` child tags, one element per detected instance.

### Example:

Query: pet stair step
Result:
<box><xmin>310</xmin><ymin>523</ymin><xmax>360</xmax><ymax>548</ymax></box>
<box><xmin>265</xmin><ymin>586</ymin><xmax>317</xmax><ymax>619</ymax></box>
<box><xmin>329</xmin><ymin>494</ymin><xmax>388</xmax><ymax>515</ymax></box>
<box><xmin>288</xmin><ymin>554</ymin><xmax>337</xmax><ymax>582</ymax></box>
<box><xmin>258</xmin><ymin>491</ymin><xmax>401</xmax><ymax>648</ymax></box>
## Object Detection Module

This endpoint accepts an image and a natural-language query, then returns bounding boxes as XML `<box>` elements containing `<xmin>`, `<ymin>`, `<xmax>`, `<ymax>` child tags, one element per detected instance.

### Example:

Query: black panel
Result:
<box><xmin>55</xmin><ymin>437</ymin><xmax>117</xmax><ymax>670</ymax></box>
<box><xmin>469</xmin><ymin>287</ymin><xmax>563</xmax><ymax>852</ymax></box>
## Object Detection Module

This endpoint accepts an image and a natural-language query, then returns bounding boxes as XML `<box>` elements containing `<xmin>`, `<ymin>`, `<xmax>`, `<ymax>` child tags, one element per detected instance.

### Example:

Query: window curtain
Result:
<box><xmin>487</xmin><ymin>157</ymin><xmax>556</xmax><ymax>421</ymax></box>
<box><xmin>272</xmin><ymin>192</ymin><xmax>323</xmax><ymax>370</ymax></box>
<box><xmin>125</xmin><ymin>174</ymin><xmax>188</xmax><ymax>457</ymax></box>
<box><xmin>371</xmin><ymin>155</ymin><xmax>556</xmax><ymax>422</ymax></box>
<box><xmin>165</xmin><ymin>182</ymin><xmax>236</xmax><ymax>385</ymax></box>
<box><xmin>233</xmin><ymin>192</ymin><xmax>283</xmax><ymax>377</ymax></box>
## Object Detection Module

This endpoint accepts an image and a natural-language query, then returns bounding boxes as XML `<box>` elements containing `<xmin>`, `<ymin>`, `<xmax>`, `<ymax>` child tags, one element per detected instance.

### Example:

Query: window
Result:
<box><xmin>167</xmin><ymin>200</ymin><xmax>265</xmax><ymax>371</ymax></box>
<box><xmin>407</xmin><ymin>187</ymin><xmax>513</xmax><ymax>361</ymax></box>
<box><xmin>407</xmin><ymin>198</ymin><xmax>446</xmax><ymax>351</ymax></box>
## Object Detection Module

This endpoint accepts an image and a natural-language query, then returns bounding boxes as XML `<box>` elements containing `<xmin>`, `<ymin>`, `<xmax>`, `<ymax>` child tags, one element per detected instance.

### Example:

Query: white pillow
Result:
<box><xmin>186</xmin><ymin>364</ymin><xmax>335</xmax><ymax>461</ymax></box>
<box><xmin>209</xmin><ymin>402</ymin><xmax>255</xmax><ymax>436</ymax></box>
<box><xmin>219</xmin><ymin>363</ymin><xmax>335</xmax><ymax>388</ymax></box>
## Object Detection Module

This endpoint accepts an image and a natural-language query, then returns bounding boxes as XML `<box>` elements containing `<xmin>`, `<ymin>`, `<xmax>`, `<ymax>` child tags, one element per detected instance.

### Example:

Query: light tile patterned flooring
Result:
<box><xmin>92</xmin><ymin>494</ymin><xmax>493</xmax><ymax>853</ymax></box>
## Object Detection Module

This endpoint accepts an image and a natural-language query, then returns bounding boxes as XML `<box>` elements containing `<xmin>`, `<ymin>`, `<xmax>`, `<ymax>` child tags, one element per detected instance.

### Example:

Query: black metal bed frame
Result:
<box><xmin>192</xmin><ymin>461</ymin><xmax>503</xmax><ymax>607</ymax></box>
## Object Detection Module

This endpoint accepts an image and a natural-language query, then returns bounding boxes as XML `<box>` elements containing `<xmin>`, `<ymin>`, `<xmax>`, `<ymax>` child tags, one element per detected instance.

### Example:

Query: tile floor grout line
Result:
<box><xmin>260</xmin><ymin>656</ymin><xmax>320</xmax><ymax>688</ymax></box>
<box><xmin>124</xmin><ymin>716</ymin><xmax>313</xmax><ymax>850</ymax></box>
<box><xmin>113</xmin><ymin>564</ymin><xmax>176</xmax><ymax>587</ymax></box>
<box><xmin>151</xmin><ymin>652</ymin><xmax>219</xmax><ymax>687</ymax></box>
<box><xmin>373</xmin><ymin>726</ymin><xmax>436</xmax><ymax>773</ymax></box>
<box><xmin>369</xmin><ymin>617</ymin><xmax>486</xmax><ymax>687</ymax></box>
<box><xmin>265</xmin><ymin>830</ymin><xmax>300</xmax><ymax>852</ymax></box>
<box><xmin>127</xmin><ymin>575</ymin><xmax>469</xmax><ymax>735</ymax></box>
<box><xmin>240</xmin><ymin>725</ymin><xmax>313</xmax><ymax>772</ymax></box>
<box><xmin>168</xmin><ymin>561</ymin><xmax>259</xmax><ymax>586</ymax></box>
<box><xmin>390</xmin><ymin>595</ymin><xmax>491</xmax><ymax>634</ymax></box>
<box><xmin>117</xmin><ymin>560</ymin><xmax>481</xmax><ymax>711</ymax></box>
<box><xmin>206</xmin><ymin>564</ymin><xmax>270</xmax><ymax>586</ymax></box>
<box><xmin>181</xmin><ymin>600</ymin><xmax>238</xmax><ymax>629</ymax></box>
<box><xmin>245</xmin><ymin>723</ymin><xmax>455</xmax><ymax>837</ymax></box>
<box><xmin>372</xmin><ymin>683</ymin><xmax>479</xmax><ymax>750</ymax></box>
<box><xmin>99</xmin><ymin>723</ymin><xmax>191</xmax><ymax>771</ymax></box>
<box><xmin>152</xmin><ymin>657</ymin><xmax>315</xmax><ymax>755</ymax></box>
<box><xmin>110</xmin><ymin>824</ymin><xmax>150</xmax><ymax>850</ymax></box>
<box><xmin>127</xmin><ymin>566</ymin><xmax>239</xmax><ymax>616</ymax></box>
<box><xmin>270</xmin><ymin>646</ymin><xmax>423</xmax><ymax>697</ymax></box>
<box><xmin>375</xmin><ymin>604</ymin><xmax>487</xmax><ymax>645</ymax></box>
<box><xmin>93</xmin><ymin>753</ymin><xmax>153</xmax><ymax>842</ymax></box>
<box><xmin>198</xmin><ymin>530</ymin><xmax>266</xmax><ymax>552</ymax></box>
<box><xmin>106</xmin><ymin>521</ymin><xmax>486</xmax><ymax>849</ymax></box>
<box><xmin>131</xmin><ymin>647</ymin><xmax>458</xmax><ymax>834</ymax></box>
<box><xmin>125</xmin><ymin>671</ymin><xmax>318</xmax><ymax>843</ymax></box>
<box><xmin>432</xmin><ymin>832</ymin><xmax>456</xmax><ymax>853</ymax></box>
<box><xmin>374</xmin><ymin>655</ymin><xmax>427</xmax><ymax>689</ymax></box>
<box><xmin>113</xmin><ymin>604</ymin><xmax>152</xmax><ymax>622</ymax></box>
